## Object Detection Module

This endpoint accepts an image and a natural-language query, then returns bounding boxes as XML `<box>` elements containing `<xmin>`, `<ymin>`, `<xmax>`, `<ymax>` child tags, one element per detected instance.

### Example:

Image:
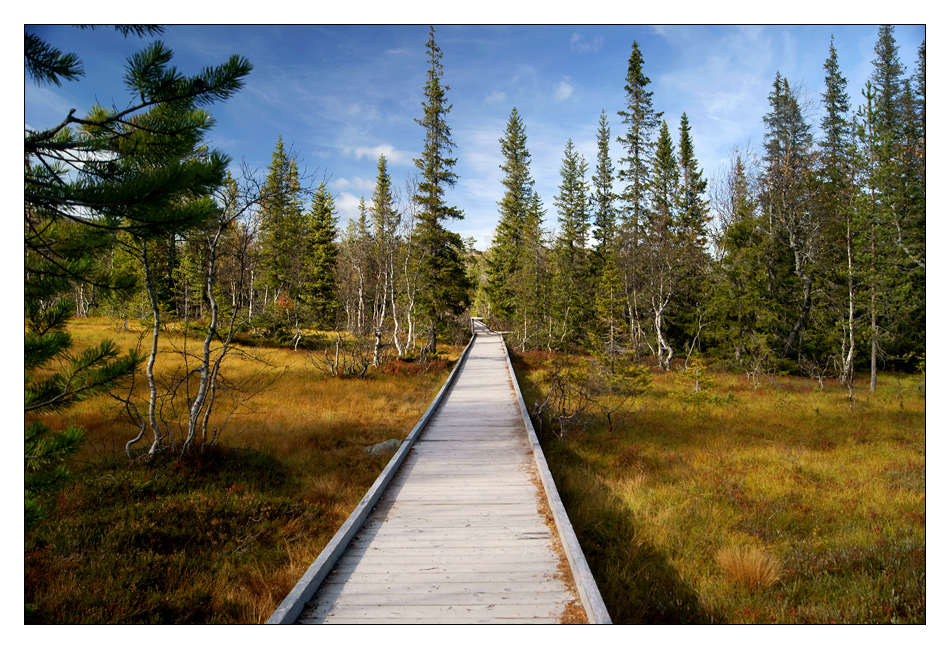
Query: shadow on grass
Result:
<box><xmin>544</xmin><ymin>439</ymin><xmax>724</xmax><ymax>624</ymax></box>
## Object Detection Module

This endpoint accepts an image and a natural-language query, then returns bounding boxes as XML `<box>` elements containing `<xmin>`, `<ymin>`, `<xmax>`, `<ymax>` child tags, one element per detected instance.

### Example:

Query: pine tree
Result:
<box><xmin>24</xmin><ymin>26</ymin><xmax>251</xmax><ymax>523</ymax></box>
<box><xmin>412</xmin><ymin>26</ymin><xmax>471</xmax><ymax>354</ymax></box>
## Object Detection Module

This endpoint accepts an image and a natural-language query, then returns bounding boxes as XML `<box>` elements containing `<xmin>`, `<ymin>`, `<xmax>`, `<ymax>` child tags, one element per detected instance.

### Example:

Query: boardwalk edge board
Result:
<box><xmin>266</xmin><ymin>332</ymin><xmax>478</xmax><ymax>625</ymax></box>
<box><xmin>496</xmin><ymin>325</ymin><xmax>614</xmax><ymax>625</ymax></box>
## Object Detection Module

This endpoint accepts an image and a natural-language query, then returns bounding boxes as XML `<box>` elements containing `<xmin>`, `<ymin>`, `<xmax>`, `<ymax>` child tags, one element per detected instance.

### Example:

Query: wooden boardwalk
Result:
<box><xmin>269</xmin><ymin>321</ymin><xmax>609</xmax><ymax>624</ymax></box>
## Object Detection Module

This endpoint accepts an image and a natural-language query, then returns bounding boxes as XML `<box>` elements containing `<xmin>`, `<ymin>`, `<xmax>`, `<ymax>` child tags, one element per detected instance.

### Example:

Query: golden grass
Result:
<box><xmin>26</xmin><ymin>317</ymin><xmax>460</xmax><ymax>624</ymax></box>
<box><xmin>715</xmin><ymin>545</ymin><xmax>783</xmax><ymax>591</ymax></box>
<box><xmin>514</xmin><ymin>352</ymin><xmax>925</xmax><ymax>623</ymax></box>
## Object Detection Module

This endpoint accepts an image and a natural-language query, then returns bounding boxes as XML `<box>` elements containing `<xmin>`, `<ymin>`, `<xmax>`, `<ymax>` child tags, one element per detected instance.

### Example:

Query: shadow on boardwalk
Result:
<box><xmin>543</xmin><ymin>441</ymin><xmax>723</xmax><ymax>624</ymax></box>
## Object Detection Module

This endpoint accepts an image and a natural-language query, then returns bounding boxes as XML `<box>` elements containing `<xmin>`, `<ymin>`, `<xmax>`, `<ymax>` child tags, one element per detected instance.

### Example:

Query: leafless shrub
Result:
<box><xmin>531</xmin><ymin>361</ymin><xmax>597</xmax><ymax>439</ymax></box>
<box><xmin>531</xmin><ymin>356</ymin><xmax>650</xmax><ymax>439</ymax></box>
<box><xmin>310</xmin><ymin>332</ymin><xmax>373</xmax><ymax>378</ymax></box>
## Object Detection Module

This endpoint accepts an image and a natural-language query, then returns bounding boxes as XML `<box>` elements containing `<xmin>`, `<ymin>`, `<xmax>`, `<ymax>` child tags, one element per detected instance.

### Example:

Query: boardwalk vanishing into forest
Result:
<box><xmin>267</xmin><ymin>319</ymin><xmax>610</xmax><ymax>624</ymax></box>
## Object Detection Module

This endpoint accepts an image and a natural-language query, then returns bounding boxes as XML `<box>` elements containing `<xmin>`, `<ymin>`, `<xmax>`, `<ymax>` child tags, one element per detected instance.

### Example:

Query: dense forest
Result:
<box><xmin>25</xmin><ymin>26</ymin><xmax>924</xmax><ymax>515</ymax></box>
<box><xmin>482</xmin><ymin>27</ymin><xmax>924</xmax><ymax>391</ymax></box>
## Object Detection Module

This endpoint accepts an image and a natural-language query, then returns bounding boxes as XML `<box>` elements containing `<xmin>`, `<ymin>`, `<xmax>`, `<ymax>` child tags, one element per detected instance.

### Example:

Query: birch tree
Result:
<box><xmin>25</xmin><ymin>27</ymin><xmax>251</xmax><ymax>483</ymax></box>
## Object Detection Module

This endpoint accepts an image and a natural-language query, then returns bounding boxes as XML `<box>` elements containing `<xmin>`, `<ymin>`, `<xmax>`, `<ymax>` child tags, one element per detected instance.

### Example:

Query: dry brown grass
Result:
<box><xmin>514</xmin><ymin>351</ymin><xmax>925</xmax><ymax>623</ymax></box>
<box><xmin>26</xmin><ymin>317</ymin><xmax>461</xmax><ymax>624</ymax></box>
<box><xmin>715</xmin><ymin>545</ymin><xmax>783</xmax><ymax>591</ymax></box>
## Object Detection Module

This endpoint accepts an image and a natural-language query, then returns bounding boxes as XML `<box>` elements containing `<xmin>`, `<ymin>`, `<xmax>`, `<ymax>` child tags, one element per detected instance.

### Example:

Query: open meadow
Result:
<box><xmin>25</xmin><ymin>318</ymin><xmax>457</xmax><ymax>623</ymax></box>
<box><xmin>513</xmin><ymin>350</ymin><xmax>925</xmax><ymax>624</ymax></box>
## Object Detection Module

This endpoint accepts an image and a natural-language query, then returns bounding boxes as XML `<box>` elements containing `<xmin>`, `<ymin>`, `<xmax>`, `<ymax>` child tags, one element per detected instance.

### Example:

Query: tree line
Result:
<box><xmin>483</xmin><ymin>26</ymin><xmax>924</xmax><ymax>397</ymax></box>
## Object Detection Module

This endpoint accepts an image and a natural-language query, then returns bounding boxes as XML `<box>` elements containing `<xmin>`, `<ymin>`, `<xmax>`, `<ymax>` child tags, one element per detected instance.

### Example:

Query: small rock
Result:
<box><xmin>364</xmin><ymin>439</ymin><xmax>403</xmax><ymax>456</ymax></box>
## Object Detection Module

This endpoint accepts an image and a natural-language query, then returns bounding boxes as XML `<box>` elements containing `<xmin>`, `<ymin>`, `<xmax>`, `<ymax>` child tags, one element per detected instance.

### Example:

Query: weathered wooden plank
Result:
<box><xmin>314</xmin><ymin>616</ymin><xmax>559</xmax><ymax>624</ymax></box>
<box><xmin>354</xmin><ymin>524</ymin><xmax>549</xmax><ymax>534</ymax></box>
<box><xmin>352</xmin><ymin>537</ymin><xmax>552</xmax><ymax>547</ymax></box>
<box><xmin>308</xmin><ymin>590</ymin><xmax>574</xmax><ymax>607</ymax></box>
<box><xmin>319</xmin><ymin>578</ymin><xmax>569</xmax><ymax>592</ymax></box>
<box><xmin>301</xmin><ymin>602</ymin><xmax>570</xmax><ymax>623</ymax></box>
<box><xmin>322</xmin><ymin>571</ymin><xmax>567</xmax><ymax>585</ymax></box>
<box><xmin>327</xmin><ymin>549</ymin><xmax>560</xmax><ymax>568</ymax></box>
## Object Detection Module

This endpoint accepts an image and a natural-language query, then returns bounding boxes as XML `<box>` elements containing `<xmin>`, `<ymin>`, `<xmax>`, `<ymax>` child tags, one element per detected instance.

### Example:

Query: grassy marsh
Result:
<box><xmin>25</xmin><ymin>318</ymin><xmax>457</xmax><ymax>623</ymax></box>
<box><xmin>513</xmin><ymin>350</ymin><xmax>925</xmax><ymax>624</ymax></box>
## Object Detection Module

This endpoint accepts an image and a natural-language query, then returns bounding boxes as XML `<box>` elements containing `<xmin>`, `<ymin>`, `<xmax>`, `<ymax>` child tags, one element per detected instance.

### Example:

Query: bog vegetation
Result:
<box><xmin>514</xmin><ymin>350</ymin><xmax>924</xmax><ymax>623</ymax></box>
<box><xmin>25</xmin><ymin>25</ymin><xmax>923</xmax><ymax>624</ymax></box>
<box><xmin>25</xmin><ymin>318</ymin><xmax>458</xmax><ymax>623</ymax></box>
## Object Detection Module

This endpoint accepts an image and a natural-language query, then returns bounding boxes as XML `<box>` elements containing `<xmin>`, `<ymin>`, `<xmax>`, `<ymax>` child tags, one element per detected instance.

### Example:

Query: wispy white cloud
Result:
<box><xmin>346</xmin><ymin>101</ymin><xmax>381</xmax><ymax>121</ymax></box>
<box><xmin>342</xmin><ymin>143</ymin><xmax>414</xmax><ymax>166</ymax></box>
<box><xmin>484</xmin><ymin>90</ymin><xmax>507</xmax><ymax>104</ymax></box>
<box><xmin>553</xmin><ymin>79</ymin><xmax>573</xmax><ymax>101</ymax></box>
<box><xmin>331</xmin><ymin>176</ymin><xmax>376</xmax><ymax>193</ymax></box>
<box><xmin>569</xmin><ymin>33</ymin><xmax>603</xmax><ymax>54</ymax></box>
<box><xmin>334</xmin><ymin>191</ymin><xmax>364</xmax><ymax>224</ymax></box>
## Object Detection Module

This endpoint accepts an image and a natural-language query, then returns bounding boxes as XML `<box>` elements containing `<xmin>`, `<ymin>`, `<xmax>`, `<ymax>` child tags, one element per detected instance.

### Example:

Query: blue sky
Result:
<box><xmin>25</xmin><ymin>24</ymin><xmax>925</xmax><ymax>250</ymax></box>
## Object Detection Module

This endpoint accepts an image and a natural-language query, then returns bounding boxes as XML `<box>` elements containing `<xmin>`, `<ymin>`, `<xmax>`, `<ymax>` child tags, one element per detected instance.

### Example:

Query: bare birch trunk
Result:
<box><xmin>140</xmin><ymin>242</ymin><xmax>167</xmax><ymax>456</ymax></box>
<box><xmin>183</xmin><ymin>259</ymin><xmax>217</xmax><ymax>451</ymax></box>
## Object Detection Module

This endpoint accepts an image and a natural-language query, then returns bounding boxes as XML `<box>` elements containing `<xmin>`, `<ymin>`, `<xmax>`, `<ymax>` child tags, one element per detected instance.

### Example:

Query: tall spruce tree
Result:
<box><xmin>412</xmin><ymin>26</ymin><xmax>470</xmax><ymax>354</ymax></box>
<box><xmin>551</xmin><ymin>139</ymin><xmax>591</xmax><ymax>346</ymax></box>
<box><xmin>258</xmin><ymin>136</ymin><xmax>309</xmax><ymax>324</ymax></box>
<box><xmin>709</xmin><ymin>152</ymin><xmax>774</xmax><ymax>376</ymax></box>
<box><xmin>487</xmin><ymin>107</ymin><xmax>534</xmax><ymax>325</ymax></box>
<box><xmin>616</xmin><ymin>40</ymin><xmax>662</xmax><ymax>355</ymax></box>
<box><xmin>643</xmin><ymin>120</ymin><xmax>680</xmax><ymax>369</ymax></box>
<box><xmin>817</xmin><ymin>36</ymin><xmax>858</xmax><ymax>383</ymax></box>
<box><xmin>760</xmin><ymin>73</ymin><xmax>817</xmax><ymax>358</ymax></box>
<box><xmin>519</xmin><ymin>191</ymin><xmax>549</xmax><ymax>349</ymax></box>
<box><xmin>304</xmin><ymin>184</ymin><xmax>340</xmax><ymax>329</ymax></box>
<box><xmin>674</xmin><ymin>113</ymin><xmax>711</xmax><ymax>360</ymax></box>
<box><xmin>858</xmin><ymin>25</ymin><xmax>924</xmax><ymax>387</ymax></box>
<box><xmin>590</xmin><ymin>109</ymin><xmax>618</xmax><ymax>277</ymax></box>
